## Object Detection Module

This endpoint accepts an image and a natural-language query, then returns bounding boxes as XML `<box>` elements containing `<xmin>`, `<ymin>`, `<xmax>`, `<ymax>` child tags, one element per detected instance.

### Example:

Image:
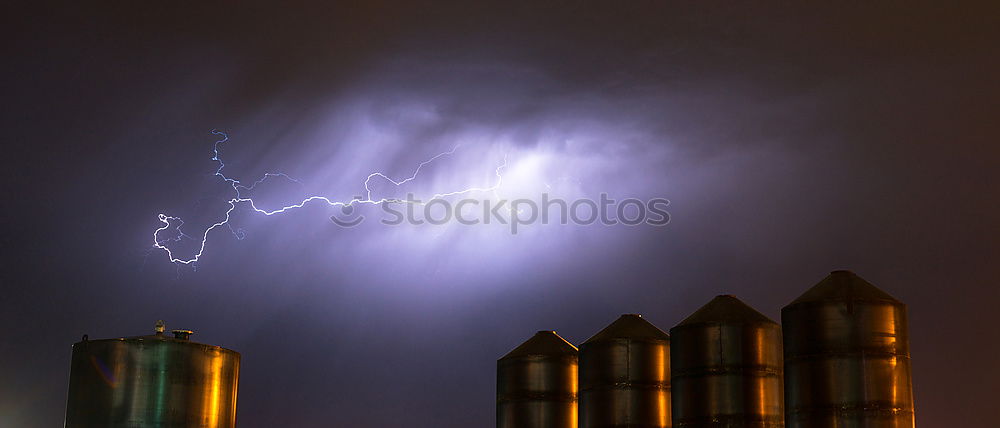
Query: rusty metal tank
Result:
<box><xmin>579</xmin><ymin>314</ymin><xmax>671</xmax><ymax>428</ymax></box>
<box><xmin>497</xmin><ymin>330</ymin><xmax>579</xmax><ymax>428</ymax></box>
<box><xmin>670</xmin><ymin>295</ymin><xmax>783</xmax><ymax>428</ymax></box>
<box><xmin>64</xmin><ymin>321</ymin><xmax>240</xmax><ymax>428</ymax></box>
<box><xmin>782</xmin><ymin>270</ymin><xmax>914</xmax><ymax>428</ymax></box>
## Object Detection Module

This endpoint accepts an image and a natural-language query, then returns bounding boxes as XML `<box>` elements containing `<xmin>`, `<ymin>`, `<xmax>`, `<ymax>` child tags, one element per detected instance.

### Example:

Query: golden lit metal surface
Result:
<box><xmin>670</xmin><ymin>295</ymin><xmax>784</xmax><ymax>428</ymax></box>
<box><xmin>579</xmin><ymin>314</ymin><xmax>671</xmax><ymax>428</ymax></box>
<box><xmin>782</xmin><ymin>271</ymin><xmax>914</xmax><ymax>428</ymax></box>
<box><xmin>65</xmin><ymin>328</ymin><xmax>240</xmax><ymax>428</ymax></box>
<box><xmin>498</xmin><ymin>331</ymin><xmax>579</xmax><ymax>428</ymax></box>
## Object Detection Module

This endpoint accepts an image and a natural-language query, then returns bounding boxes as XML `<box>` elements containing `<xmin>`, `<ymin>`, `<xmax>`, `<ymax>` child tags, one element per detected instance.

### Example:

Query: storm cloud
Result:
<box><xmin>3</xmin><ymin>2</ymin><xmax>998</xmax><ymax>427</ymax></box>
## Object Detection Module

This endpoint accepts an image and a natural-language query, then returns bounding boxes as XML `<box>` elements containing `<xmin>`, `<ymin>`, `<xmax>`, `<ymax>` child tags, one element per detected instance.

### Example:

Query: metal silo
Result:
<box><xmin>497</xmin><ymin>331</ymin><xmax>579</xmax><ymax>428</ymax></box>
<box><xmin>579</xmin><ymin>314</ymin><xmax>671</xmax><ymax>428</ymax></box>
<box><xmin>64</xmin><ymin>321</ymin><xmax>240</xmax><ymax>428</ymax></box>
<box><xmin>670</xmin><ymin>295</ymin><xmax>783</xmax><ymax>428</ymax></box>
<box><xmin>782</xmin><ymin>270</ymin><xmax>914</xmax><ymax>428</ymax></box>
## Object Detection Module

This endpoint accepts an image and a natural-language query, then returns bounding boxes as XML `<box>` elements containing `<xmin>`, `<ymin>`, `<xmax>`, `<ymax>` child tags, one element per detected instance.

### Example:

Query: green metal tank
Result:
<box><xmin>64</xmin><ymin>321</ymin><xmax>240</xmax><ymax>428</ymax></box>
<box><xmin>670</xmin><ymin>295</ymin><xmax>783</xmax><ymax>428</ymax></box>
<box><xmin>579</xmin><ymin>314</ymin><xmax>671</xmax><ymax>428</ymax></box>
<box><xmin>782</xmin><ymin>271</ymin><xmax>914</xmax><ymax>428</ymax></box>
<box><xmin>497</xmin><ymin>330</ymin><xmax>579</xmax><ymax>428</ymax></box>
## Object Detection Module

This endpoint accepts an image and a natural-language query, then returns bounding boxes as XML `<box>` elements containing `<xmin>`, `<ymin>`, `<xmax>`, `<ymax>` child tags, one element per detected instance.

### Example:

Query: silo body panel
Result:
<box><xmin>670</xmin><ymin>295</ymin><xmax>783</xmax><ymax>428</ymax></box>
<box><xmin>782</xmin><ymin>271</ymin><xmax>914</xmax><ymax>428</ymax></box>
<box><xmin>579</xmin><ymin>314</ymin><xmax>670</xmax><ymax>428</ymax></box>
<box><xmin>498</xmin><ymin>331</ymin><xmax>579</xmax><ymax>428</ymax></box>
<box><xmin>65</xmin><ymin>333</ymin><xmax>240</xmax><ymax>428</ymax></box>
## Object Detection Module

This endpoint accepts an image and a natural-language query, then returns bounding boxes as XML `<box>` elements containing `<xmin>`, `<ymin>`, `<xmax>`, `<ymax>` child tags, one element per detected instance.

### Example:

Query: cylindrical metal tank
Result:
<box><xmin>782</xmin><ymin>270</ymin><xmax>914</xmax><ymax>428</ymax></box>
<box><xmin>65</xmin><ymin>322</ymin><xmax>240</xmax><ymax>428</ymax></box>
<box><xmin>579</xmin><ymin>314</ymin><xmax>671</xmax><ymax>428</ymax></box>
<box><xmin>670</xmin><ymin>295</ymin><xmax>783</xmax><ymax>428</ymax></box>
<box><xmin>497</xmin><ymin>330</ymin><xmax>579</xmax><ymax>428</ymax></box>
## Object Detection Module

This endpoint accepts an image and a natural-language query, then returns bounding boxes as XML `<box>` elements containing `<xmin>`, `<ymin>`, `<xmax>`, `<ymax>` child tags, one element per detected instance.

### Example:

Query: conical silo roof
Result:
<box><xmin>583</xmin><ymin>314</ymin><xmax>669</xmax><ymax>344</ymax></box>
<box><xmin>789</xmin><ymin>270</ymin><xmax>900</xmax><ymax>305</ymax></box>
<box><xmin>501</xmin><ymin>331</ymin><xmax>578</xmax><ymax>359</ymax></box>
<box><xmin>675</xmin><ymin>295</ymin><xmax>776</xmax><ymax>327</ymax></box>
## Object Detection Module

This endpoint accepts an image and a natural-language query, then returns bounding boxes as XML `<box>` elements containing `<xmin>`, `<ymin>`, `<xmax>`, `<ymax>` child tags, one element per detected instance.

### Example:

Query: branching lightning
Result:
<box><xmin>153</xmin><ymin>130</ymin><xmax>507</xmax><ymax>265</ymax></box>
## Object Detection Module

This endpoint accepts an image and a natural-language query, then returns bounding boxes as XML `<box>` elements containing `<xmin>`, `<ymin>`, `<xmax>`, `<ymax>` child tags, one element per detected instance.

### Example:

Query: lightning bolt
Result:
<box><xmin>153</xmin><ymin>130</ymin><xmax>507</xmax><ymax>265</ymax></box>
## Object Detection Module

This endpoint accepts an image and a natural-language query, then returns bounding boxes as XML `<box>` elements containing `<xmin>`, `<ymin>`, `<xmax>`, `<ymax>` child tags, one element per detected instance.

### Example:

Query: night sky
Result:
<box><xmin>4</xmin><ymin>2</ymin><xmax>999</xmax><ymax>427</ymax></box>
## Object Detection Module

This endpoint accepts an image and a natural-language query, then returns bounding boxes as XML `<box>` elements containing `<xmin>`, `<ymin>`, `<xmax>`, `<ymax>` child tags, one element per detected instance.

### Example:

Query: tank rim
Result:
<box><xmin>72</xmin><ymin>335</ymin><xmax>240</xmax><ymax>354</ymax></box>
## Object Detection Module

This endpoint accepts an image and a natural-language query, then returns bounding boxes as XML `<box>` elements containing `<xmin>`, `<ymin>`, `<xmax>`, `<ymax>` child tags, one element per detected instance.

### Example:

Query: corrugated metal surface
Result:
<box><xmin>671</xmin><ymin>295</ymin><xmax>783</xmax><ymax>427</ymax></box>
<box><xmin>498</xmin><ymin>331</ymin><xmax>579</xmax><ymax>428</ymax></box>
<box><xmin>782</xmin><ymin>271</ymin><xmax>914</xmax><ymax>428</ymax></box>
<box><xmin>65</xmin><ymin>327</ymin><xmax>239</xmax><ymax>428</ymax></box>
<box><xmin>579</xmin><ymin>314</ymin><xmax>671</xmax><ymax>428</ymax></box>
